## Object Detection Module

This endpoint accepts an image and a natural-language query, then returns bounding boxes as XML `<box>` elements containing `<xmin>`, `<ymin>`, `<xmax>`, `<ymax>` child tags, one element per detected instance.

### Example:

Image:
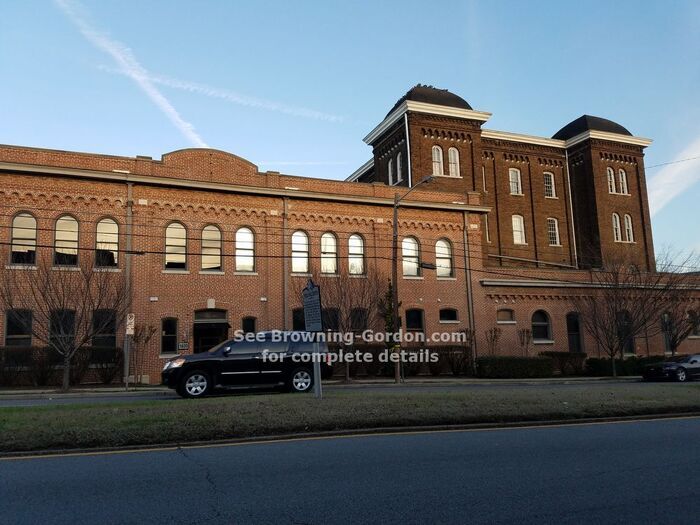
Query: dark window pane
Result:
<box><xmin>50</xmin><ymin>309</ymin><xmax>76</xmax><ymax>349</ymax></box>
<box><xmin>322</xmin><ymin>308</ymin><xmax>340</xmax><ymax>331</ymax></box>
<box><xmin>161</xmin><ymin>318</ymin><xmax>178</xmax><ymax>354</ymax></box>
<box><xmin>406</xmin><ymin>309</ymin><xmax>424</xmax><ymax>331</ymax></box>
<box><xmin>292</xmin><ymin>309</ymin><xmax>305</xmax><ymax>331</ymax></box>
<box><xmin>242</xmin><ymin>317</ymin><xmax>256</xmax><ymax>333</ymax></box>
<box><xmin>350</xmin><ymin>308</ymin><xmax>368</xmax><ymax>331</ymax></box>
<box><xmin>439</xmin><ymin>309</ymin><xmax>458</xmax><ymax>322</ymax></box>
<box><xmin>92</xmin><ymin>309</ymin><xmax>116</xmax><ymax>347</ymax></box>
<box><xmin>5</xmin><ymin>309</ymin><xmax>32</xmax><ymax>347</ymax></box>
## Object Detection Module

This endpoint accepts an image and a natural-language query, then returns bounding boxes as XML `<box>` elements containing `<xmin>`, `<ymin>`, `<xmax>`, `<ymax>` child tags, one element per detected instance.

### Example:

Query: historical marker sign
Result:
<box><xmin>302</xmin><ymin>279</ymin><xmax>323</xmax><ymax>333</ymax></box>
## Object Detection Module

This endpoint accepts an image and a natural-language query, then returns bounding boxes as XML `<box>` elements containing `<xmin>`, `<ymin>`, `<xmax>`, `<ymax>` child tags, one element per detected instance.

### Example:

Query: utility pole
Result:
<box><xmin>390</xmin><ymin>176</ymin><xmax>434</xmax><ymax>384</ymax></box>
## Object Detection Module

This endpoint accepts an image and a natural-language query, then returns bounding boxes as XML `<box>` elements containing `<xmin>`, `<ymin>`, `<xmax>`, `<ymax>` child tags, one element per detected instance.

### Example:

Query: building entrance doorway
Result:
<box><xmin>193</xmin><ymin>309</ymin><xmax>229</xmax><ymax>353</ymax></box>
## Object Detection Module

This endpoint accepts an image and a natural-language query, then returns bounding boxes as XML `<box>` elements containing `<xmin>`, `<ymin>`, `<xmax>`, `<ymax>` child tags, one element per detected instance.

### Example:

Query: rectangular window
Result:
<box><xmin>509</xmin><ymin>168</ymin><xmax>522</xmax><ymax>195</ymax></box>
<box><xmin>50</xmin><ymin>309</ymin><xmax>76</xmax><ymax>350</ymax></box>
<box><xmin>496</xmin><ymin>309</ymin><xmax>515</xmax><ymax>323</ymax></box>
<box><xmin>544</xmin><ymin>173</ymin><xmax>556</xmax><ymax>198</ymax></box>
<box><xmin>547</xmin><ymin>218</ymin><xmax>561</xmax><ymax>246</ymax></box>
<box><xmin>5</xmin><ymin>309</ymin><xmax>32</xmax><ymax>347</ymax></box>
<box><xmin>92</xmin><ymin>309</ymin><xmax>117</xmax><ymax>348</ymax></box>
<box><xmin>161</xmin><ymin>318</ymin><xmax>178</xmax><ymax>354</ymax></box>
<box><xmin>484</xmin><ymin>214</ymin><xmax>491</xmax><ymax>243</ymax></box>
<box><xmin>512</xmin><ymin>215</ymin><xmax>526</xmax><ymax>245</ymax></box>
<box><xmin>405</xmin><ymin>309</ymin><xmax>425</xmax><ymax>331</ymax></box>
<box><xmin>482</xmin><ymin>165</ymin><xmax>487</xmax><ymax>192</ymax></box>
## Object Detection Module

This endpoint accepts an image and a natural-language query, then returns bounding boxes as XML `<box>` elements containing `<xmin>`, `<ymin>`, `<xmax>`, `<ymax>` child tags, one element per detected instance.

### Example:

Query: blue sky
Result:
<box><xmin>1</xmin><ymin>0</ymin><xmax>699</xmax><ymax>255</ymax></box>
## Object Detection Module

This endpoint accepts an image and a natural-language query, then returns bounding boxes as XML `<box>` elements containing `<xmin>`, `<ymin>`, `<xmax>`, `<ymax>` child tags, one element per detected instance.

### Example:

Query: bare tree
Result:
<box><xmin>569</xmin><ymin>249</ymin><xmax>699</xmax><ymax>376</ymax></box>
<box><xmin>517</xmin><ymin>328</ymin><xmax>532</xmax><ymax>357</ymax></box>
<box><xmin>131</xmin><ymin>323</ymin><xmax>157</xmax><ymax>384</ymax></box>
<box><xmin>0</xmin><ymin>256</ymin><xmax>130</xmax><ymax>391</ymax></box>
<box><xmin>291</xmin><ymin>262</ymin><xmax>386</xmax><ymax>381</ymax></box>
<box><xmin>485</xmin><ymin>327</ymin><xmax>502</xmax><ymax>356</ymax></box>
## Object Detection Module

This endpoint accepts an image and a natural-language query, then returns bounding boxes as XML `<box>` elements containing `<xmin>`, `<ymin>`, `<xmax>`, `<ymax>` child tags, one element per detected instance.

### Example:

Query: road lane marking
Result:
<box><xmin>2</xmin><ymin>413</ymin><xmax>699</xmax><ymax>462</ymax></box>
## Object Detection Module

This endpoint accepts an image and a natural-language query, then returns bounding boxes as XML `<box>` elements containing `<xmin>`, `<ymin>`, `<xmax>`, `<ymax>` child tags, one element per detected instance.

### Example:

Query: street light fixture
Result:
<box><xmin>391</xmin><ymin>175</ymin><xmax>434</xmax><ymax>384</ymax></box>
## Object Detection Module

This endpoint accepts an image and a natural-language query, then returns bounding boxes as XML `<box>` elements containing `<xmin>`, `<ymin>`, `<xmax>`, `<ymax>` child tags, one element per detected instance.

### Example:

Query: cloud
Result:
<box><xmin>54</xmin><ymin>0</ymin><xmax>208</xmax><ymax>148</ymax></box>
<box><xmin>648</xmin><ymin>136</ymin><xmax>700</xmax><ymax>216</ymax></box>
<box><xmin>99</xmin><ymin>67</ymin><xmax>344</xmax><ymax>123</ymax></box>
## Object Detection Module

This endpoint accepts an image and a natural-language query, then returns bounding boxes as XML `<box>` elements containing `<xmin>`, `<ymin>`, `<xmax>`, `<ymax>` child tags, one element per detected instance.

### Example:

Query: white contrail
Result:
<box><xmin>648</xmin><ymin>136</ymin><xmax>700</xmax><ymax>216</ymax></box>
<box><xmin>54</xmin><ymin>0</ymin><xmax>208</xmax><ymax>148</ymax></box>
<box><xmin>99</xmin><ymin>66</ymin><xmax>344</xmax><ymax>123</ymax></box>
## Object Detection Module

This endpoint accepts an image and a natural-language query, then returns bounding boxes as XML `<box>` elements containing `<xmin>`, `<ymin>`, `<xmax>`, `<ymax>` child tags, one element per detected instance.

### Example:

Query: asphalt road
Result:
<box><xmin>0</xmin><ymin>379</ymin><xmax>657</xmax><ymax>407</ymax></box>
<box><xmin>2</xmin><ymin>417</ymin><xmax>699</xmax><ymax>524</ymax></box>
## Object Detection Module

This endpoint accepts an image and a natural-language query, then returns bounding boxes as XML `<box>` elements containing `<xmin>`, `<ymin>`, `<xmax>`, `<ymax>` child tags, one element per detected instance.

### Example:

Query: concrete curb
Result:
<box><xmin>2</xmin><ymin>411</ymin><xmax>699</xmax><ymax>459</ymax></box>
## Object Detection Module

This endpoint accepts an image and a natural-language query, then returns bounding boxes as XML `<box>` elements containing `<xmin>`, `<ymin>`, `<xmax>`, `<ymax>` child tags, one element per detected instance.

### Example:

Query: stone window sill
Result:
<box><xmin>162</xmin><ymin>269</ymin><xmax>190</xmax><ymax>274</ymax></box>
<box><xmin>533</xmin><ymin>339</ymin><xmax>554</xmax><ymax>345</ymax></box>
<box><xmin>5</xmin><ymin>265</ymin><xmax>37</xmax><ymax>270</ymax></box>
<box><xmin>234</xmin><ymin>271</ymin><xmax>258</xmax><ymax>276</ymax></box>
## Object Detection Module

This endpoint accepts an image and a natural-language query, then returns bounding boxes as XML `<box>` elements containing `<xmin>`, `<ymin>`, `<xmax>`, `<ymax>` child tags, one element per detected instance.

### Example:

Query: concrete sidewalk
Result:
<box><xmin>0</xmin><ymin>376</ymin><xmax>642</xmax><ymax>399</ymax></box>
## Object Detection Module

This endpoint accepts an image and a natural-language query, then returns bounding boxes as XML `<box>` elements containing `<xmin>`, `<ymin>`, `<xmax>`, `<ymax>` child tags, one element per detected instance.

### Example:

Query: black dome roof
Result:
<box><xmin>387</xmin><ymin>85</ymin><xmax>472</xmax><ymax>117</ymax></box>
<box><xmin>553</xmin><ymin>115</ymin><xmax>632</xmax><ymax>140</ymax></box>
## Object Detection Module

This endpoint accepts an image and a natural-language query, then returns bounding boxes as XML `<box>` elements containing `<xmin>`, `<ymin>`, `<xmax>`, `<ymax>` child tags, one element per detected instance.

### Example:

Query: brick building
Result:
<box><xmin>1</xmin><ymin>85</ymin><xmax>698</xmax><ymax>382</ymax></box>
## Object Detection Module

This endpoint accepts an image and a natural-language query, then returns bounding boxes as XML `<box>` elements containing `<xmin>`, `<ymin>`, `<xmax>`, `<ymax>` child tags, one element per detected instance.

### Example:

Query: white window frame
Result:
<box><xmin>201</xmin><ymin>224</ymin><xmax>223</xmax><ymax>272</ymax></box>
<box><xmin>543</xmin><ymin>172</ymin><xmax>556</xmax><ymax>198</ymax></box>
<box><xmin>619</xmin><ymin>169</ymin><xmax>629</xmax><ymax>195</ymax></box>
<box><xmin>387</xmin><ymin>158</ymin><xmax>394</xmax><ymax>186</ymax></box>
<box><xmin>546</xmin><ymin>217</ymin><xmax>561</xmax><ymax>246</ymax></box>
<box><xmin>348</xmin><ymin>234</ymin><xmax>365</xmax><ymax>275</ymax></box>
<box><xmin>402</xmin><ymin>236</ymin><xmax>421</xmax><ymax>277</ymax></box>
<box><xmin>235</xmin><ymin>227</ymin><xmax>255</xmax><ymax>272</ymax></box>
<box><xmin>512</xmin><ymin>215</ymin><xmax>526</xmax><ymax>245</ymax></box>
<box><xmin>435</xmin><ymin>239</ymin><xmax>453</xmax><ymax>277</ymax></box>
<box><xmin>320</xmin><ymin>232</ymin><xmax>338</xmax><ymax>274</ymax></box>
<box><xmin>164</xmin><ymin>222</ymin><xmax>187</xmax><ymax>270</ymax></box>
<box><xmin>448</xmin><ymin>147</ymin><xmax>460</xmax><ymax>177</ymax></box>
<box><xmin>432</xmin><ymin>146</ymin><xmax>444</xmax><ymax>176</ymax></box>
<box><xmin>509</xmin><ymin>168</ymin><xmax>523</xmax><ymax>195</ymax></box>
<box><xmin>607</xmin><ymin>167</ymin><xmax>617</xmax><ymax>194</ymax></box>
<box><xmin>484</xmin><ymin>214</ymin><xmax>491</xmax><ymax>243</ymax></box>
<box><xmin>612</xmin><ymin>213</ymin><xmax>622</xmax><ymax>242</ymax></box>
<box><xmin>395</xmin><ymin>153</ymin><xmax>403</xmax><ymax>183</ymax></box>
<box><xmin>291</xmin><ymin>230</ymin><xmax>309</xmax><ymax>274</ymax></box>
<box><xmin>624</xmin><ymin>214</ymin><xmax>634</xmax><ymax>242</ymax></box>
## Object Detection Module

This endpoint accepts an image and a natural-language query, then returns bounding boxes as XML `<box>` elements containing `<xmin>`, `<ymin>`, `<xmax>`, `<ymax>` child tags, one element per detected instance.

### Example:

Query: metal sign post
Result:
<box><xmin>124</xmin><ymin>313</ymin><xmax>135</xmax><ymax>391</ymax></box>
<box><xmin>302</xmin><ymin>279</ymin><xmax>323</xmax><ymax>399</ymax></box>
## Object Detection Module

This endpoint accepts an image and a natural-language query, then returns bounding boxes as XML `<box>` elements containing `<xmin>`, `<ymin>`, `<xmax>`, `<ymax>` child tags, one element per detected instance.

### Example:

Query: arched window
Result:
<box><xmin>348</xmin><ymin>234</ymin><xmax>365</xmax><ymax>275</ymax></box>
<box><xmin>164</xmin><ymin>222</ymin><xmax>187</xmax><ymax>270</ymax></box>
<box><xmin>11</xmin><ymin>212</ymin><xmax>37</xmax><ymax>265</ymax></box>
<box><xmin>546</xmin><ymin>218</ymin><xmax>561</xmax><ymax>246</ymax></box>
<box><xmin>607</xmin><ymin>167</ymin><xmax>616</xmax><ymax>193</ymax></box>
<box><xmin>448</xmin><ymin>147</ymin><xmax>460</xmax><ymax>177</ymax></box>
<box><xmin>543</xmin><ymin>172</ymin><xmax>556</xmax><ymax>198</ymax></box>
<box><xmin>54</xmin><ymin>215</ymin><xmax>79</xmax><ymax>266</ymax></box>
<box><xmin>439</xmin><ymin>308</ymin><xmax>459</xmax><ymax>322</ymax></box>
<box><xmin>235</xmin><ymin>227</ymin><xmax>255</xmax><ymax>272</ymax></box>
<box><xmin>320</xmin><ymin>232</ymin><xmax>338</xmax><ymax>274</ymax></box>
<box><xmin>618</xmin><ymin>169</ymin><xmax>629</xmax><ymax>194</ymax></box>
<box><xmin>509</xmin><ymin>168</ymin><xmax>522</xmax><ymax>195</ymax></box>
<box><xmin>435</xmin><ymin>239</ymin><xmax>453</xmax><ymax>277</ymax></box>
<box><xmin>291</xmin><ymin>231</ymin><xmax>309</xmax><ymax>273</ymax></box>
<box><xmin>512</xmin><ymin>215</ymin><xmax>526</xmax><ymax>245</ymax></box>
<box><xmin>387</xmin><ymin>158</ymin><xmax>394</xmax><ymax>185</ymax></box>
<box><xmin>396</xmin><ymin>153</ymin><xmax>403</xmax><ymax>183</ymax></box>
<box><xmin>531</xmin><ymin>310</ymin><xmax>552</xmax><ymax>341</ymax></box>
<box><xmin>612</xmin><ymin>213</ymin><xmax>622</xmax><ymax>242</ymax></box>
<box><xmin>402</xmin><ymin>236</ymin><xmax>420</xmax><ymax>276</ymax></box>
<box><xmin>201</xmin><ymin>225</ymin><xmax>222</xmax><ymax>272</ymax></box>
<box><xmin>623</xmin><ymin>214</ymin><xmax>634</xmax><ymax>242</ymax></box>
<box><xmin>432</xmin><ymin>145</ymin><xmax>444</xmax><ymax>176</ymax></box>
<box><xmin>95</xmin><ymin>218</ymin><xmax>119</xmax><ymax>267</ymax></box>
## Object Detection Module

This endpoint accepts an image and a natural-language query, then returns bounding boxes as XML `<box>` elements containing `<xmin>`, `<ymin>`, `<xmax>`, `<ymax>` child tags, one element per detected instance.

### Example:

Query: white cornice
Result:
<box><xmin>482</xmin><ymin>130</ymin><xmax>566</xmax><ymax>148</ymax></box>
<box><xmin>345</xmin><ymin>158</ymin><xmax>374</xmax><ymax>182</ymax></box>
<box><xmin>565</xmin><ymin>130</ymin><xmax>653</xmax><ymax>148</ymax></box>
<box><xmin>0</xmin><ymin>161</ymin><xmax>490</xmax><ymax>214</ymax></box>
<box><xmin>363</xmin><ymin>101</ymin><xmax>492</xmax><ymax>145</ymax></box>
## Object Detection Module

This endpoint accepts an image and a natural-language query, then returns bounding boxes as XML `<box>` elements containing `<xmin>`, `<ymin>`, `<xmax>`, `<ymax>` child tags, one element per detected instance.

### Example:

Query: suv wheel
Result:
<box><xmin>180</xmin><ymin>370</ymin><xmax>211</xmax><ymax>398</ymax></box>
<box><xmin>288</xmin><ymin>368</ymin><xmax>313</xmax><ymax>393</ymax></box>
<box><xmin>676</xmin><ymin>368</ymin><xmax>688</xmax><ymax>382</ymax></box>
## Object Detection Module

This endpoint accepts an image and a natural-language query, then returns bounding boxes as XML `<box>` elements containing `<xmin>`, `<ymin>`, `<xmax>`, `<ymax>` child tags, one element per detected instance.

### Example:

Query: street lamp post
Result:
<box><xmin>391</xmin><ymin>176</ymin><xmax>433</xmax><ymax>383</ymax></box>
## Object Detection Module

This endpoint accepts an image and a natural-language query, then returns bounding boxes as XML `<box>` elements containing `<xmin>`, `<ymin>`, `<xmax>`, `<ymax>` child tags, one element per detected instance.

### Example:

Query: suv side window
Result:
<box><xmin>227</xmin><ymin>340</ymin><xmax>260</xmax><ymax>354</ymax></box>
<box><xmin>261</xmin><ymin>341</ymin><xmax>288</xmax><ymax>353</ymax></box>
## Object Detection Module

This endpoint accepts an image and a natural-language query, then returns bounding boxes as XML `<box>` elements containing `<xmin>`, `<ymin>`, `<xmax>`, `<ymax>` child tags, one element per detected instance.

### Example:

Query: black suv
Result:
<box><xmin>162</xmin><ymin>331</ymin><xmax>333</xmax><ymax>398</ymax></box>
